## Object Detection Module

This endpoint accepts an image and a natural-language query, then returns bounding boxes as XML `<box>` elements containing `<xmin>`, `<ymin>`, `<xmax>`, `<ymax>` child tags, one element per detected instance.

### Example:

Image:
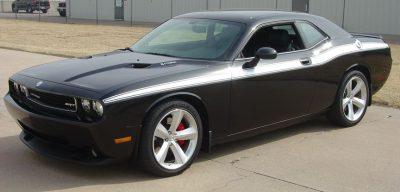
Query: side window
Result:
<box><xmin>296</xmin><ymin>22</ymin><xmax>327</xmax><ymax>48</ymax></box>
<box><xmin>241</xmin><ymin>23</ymin><xmax>305</xmax><ymax>58</ymax></box>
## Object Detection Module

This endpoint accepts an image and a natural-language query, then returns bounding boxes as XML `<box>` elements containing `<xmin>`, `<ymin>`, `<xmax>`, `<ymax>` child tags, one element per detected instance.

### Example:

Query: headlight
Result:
<box><xmin>81</xmin><ymin>99</ymin><xmax>91</xmax><ymax>112</ymax></box>
<box><xmin>92</xmin><ymin>101</ymin><xmax>103</xmax><ymax>116</ymax></box>
<box><xmin>13</xmin><ymin>82</ymin><xmax>20</xmax><ymax>94</ymax></box>
<box><xmin>20</xmin><ymin>85</ymin><xmax>28</xmax><ymax>96</ymax></box>
<box><xmin>79</xmin><ymin>99</ymin><xmax>104</xmax><ymax>120</ymax></box>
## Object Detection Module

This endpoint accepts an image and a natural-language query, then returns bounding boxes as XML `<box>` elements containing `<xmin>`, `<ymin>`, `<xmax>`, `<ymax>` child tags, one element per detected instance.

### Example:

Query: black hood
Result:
<box><xmin>18</xmin><ymin>51</ymin><xmax>213</xmax><ymax>93</ymax></box>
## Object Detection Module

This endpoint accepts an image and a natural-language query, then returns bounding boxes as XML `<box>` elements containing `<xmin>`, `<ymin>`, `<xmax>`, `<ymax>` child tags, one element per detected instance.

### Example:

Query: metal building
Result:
<box><xmin>67</xmin><ymin>0</ymin><xmax>400</xmax><ymax>35</ymax></box>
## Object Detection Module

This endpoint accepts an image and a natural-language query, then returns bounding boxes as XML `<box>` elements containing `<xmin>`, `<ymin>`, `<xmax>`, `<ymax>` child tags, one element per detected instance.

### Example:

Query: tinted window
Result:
<box><xmin>272</xmin><ymin>25</ymin><xmax>296</xmax><ymax>35</ymax></box>
<box><xmin>296</xmin><ymin>22</ymin><xmax>326</xmax><ymax>48</ymax></box>
<box><xmin>241</xmin><ymin>23</ymin><xmax>305</xmax><ymax>57</ymax></box>
<box><xmin>132</xmin><ymin>19</ymin><xmax>245</xmax><ymax>60</ymax></box>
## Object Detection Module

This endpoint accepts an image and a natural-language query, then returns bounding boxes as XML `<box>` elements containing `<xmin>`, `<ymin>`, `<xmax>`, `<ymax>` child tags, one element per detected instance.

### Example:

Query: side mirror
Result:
<box><xmin>242</xmin><ymin>47</ymin><xmax>277</xmax><ymax>69</ymax></box>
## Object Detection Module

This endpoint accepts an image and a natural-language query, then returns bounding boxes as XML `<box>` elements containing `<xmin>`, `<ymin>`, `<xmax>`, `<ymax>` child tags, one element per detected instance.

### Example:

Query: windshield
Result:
<box><xmin>131</xmin><ymin>19</ymin><xmax>245</xmax><ymax>60</ymax></box>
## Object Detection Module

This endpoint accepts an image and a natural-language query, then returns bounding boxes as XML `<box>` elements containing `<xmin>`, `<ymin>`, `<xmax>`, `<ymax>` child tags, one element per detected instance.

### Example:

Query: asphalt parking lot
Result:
<box><xmin>1</xmin><ymin>48</ymin><xmax>400</xmax><ymax>192</ymax></box>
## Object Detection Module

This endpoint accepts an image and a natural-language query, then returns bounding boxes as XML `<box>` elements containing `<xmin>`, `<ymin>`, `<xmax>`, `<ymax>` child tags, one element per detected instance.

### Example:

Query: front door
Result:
<box><xmin>115</xmin><ymin>0</ymin><xmax>124</xmax><ymax>20</ymax></box>
<box><xmin>292</xmin><ymin>0</ymin><xmax>309</xmax><ymax>13</ymax></box>
<box><xmin>229</xmin><ymin>22</ymin><xmax>318</xmax><ymax>135</ymax></box>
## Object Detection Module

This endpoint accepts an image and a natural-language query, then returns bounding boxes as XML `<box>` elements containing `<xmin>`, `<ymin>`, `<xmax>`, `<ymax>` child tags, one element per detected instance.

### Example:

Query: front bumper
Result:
<box><xmin>4</xmin><ymin>93</ymin><xmax>139</xmax><ymax>165</ymax></box>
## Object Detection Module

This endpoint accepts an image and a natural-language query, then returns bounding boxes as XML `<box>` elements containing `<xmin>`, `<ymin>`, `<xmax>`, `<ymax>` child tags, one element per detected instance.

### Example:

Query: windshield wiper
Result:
<box><xmin>144</xmin><ymin>52</ymin><xmax>174</xmax><ymax>57</ymax></box>
<box><xmin>120</xmin><ymin>47</ymin><xmax>134</xmax><ymax>52</ymax></box>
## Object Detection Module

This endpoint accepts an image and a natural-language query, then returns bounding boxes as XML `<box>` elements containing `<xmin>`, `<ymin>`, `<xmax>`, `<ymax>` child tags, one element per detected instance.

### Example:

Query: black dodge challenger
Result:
<box><xmin>4</xmin><ymin>11</ymin><xmax>392</xmax><ymax>176</ymax></box>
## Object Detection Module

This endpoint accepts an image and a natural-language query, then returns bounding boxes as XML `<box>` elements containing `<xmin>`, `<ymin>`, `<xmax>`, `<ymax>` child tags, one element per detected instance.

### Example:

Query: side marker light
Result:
<box><xmin>114</xmin><ymin>136</ymin><xmax>132</xmax><ymax>144</ymax></box>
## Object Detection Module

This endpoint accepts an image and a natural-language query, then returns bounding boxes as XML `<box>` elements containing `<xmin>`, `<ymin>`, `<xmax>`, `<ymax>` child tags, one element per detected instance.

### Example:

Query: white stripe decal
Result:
<box><xmin>103</xmin><ymin>41</ymin><xmax>388</xmax><ymax>104</ymax></box>
<box><xmin>103</xmin><ymin>69</ymin><xmax>232</xmax><ymax>104</ymax></box>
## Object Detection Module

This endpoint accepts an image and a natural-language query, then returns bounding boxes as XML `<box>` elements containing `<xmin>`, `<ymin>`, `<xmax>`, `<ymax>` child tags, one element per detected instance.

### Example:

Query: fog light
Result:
<box><xmin>81</xmin><ymin>99</ymin><xmax>91</xmax><ymax>112</ymax></box>
<box><xmin>92</xmin><ymin>101</ymin><xmax>103</xmax><ymax>116</ymax></box>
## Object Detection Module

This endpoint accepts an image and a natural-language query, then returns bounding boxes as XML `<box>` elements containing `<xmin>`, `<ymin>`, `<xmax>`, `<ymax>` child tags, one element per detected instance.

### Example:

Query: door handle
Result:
<box><xmin>300</xmin><ymin>58</ymin><xmax>312</xmax><ymax>65</ymax></box>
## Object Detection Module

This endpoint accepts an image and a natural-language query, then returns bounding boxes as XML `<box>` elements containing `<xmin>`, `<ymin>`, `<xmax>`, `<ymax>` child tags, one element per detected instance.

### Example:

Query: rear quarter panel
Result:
<box><xmin>309</xmin><ymin>37</ymin><xmax>391</xmax><ymax>113</ymax></box>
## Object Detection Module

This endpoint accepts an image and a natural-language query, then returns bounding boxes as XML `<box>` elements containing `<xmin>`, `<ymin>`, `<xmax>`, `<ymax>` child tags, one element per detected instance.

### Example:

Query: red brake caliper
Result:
<box><xmin>176</xmin><ymin>123</ymin><xmax>186</xmax><ymax>146</ymax></box>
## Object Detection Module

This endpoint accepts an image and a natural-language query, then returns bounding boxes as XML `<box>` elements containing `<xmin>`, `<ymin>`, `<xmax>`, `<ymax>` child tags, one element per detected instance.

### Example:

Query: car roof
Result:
<box><xmin>175</xmin><ymin>10</ymin><xmax>351</xmax><ymax>39</ymax></box>
<box><xmin>175</xmin><ymin>10</ymin><xmax>310</xmax><ymax>24</ymax></box>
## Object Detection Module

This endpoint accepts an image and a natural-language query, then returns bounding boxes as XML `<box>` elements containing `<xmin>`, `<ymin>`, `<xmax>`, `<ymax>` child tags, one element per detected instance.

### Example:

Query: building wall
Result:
<box><xmin>344</xmin><ymin>0</ymin><xmax>400</xmax><ymax>35</ymax></box>
<box><xmin>70</xmin><ymin>0</ymin><xmax>97</xmax><ymax>19</ymax></box>
<box><xmin>172</xmin><ymin>0</ymin><xmax>207</xmax><ymax>17</ymax></box>
<box><xmin>277</xmin><ymin>0</ymin><xmax>292</xmax><ymax>11</ymax></box>
<box><xmin>97</xmin><ymin>0</ymin><xmax>114</xmax><ymax>20</ymax></box>
<box><xmin>221</xmin><ymin>0</ymin><xmax>276</xmax><ymax>10</ymax></box>
<box><xmin>70</xmin><ymin>0</ymin><xmax>113</xmax><ymax>20</ymax></box>
<box><xmin>69</xmin><ymin>0</ymin><xmax>400</xmax><ymax>35</ymax></box>
<box><xmin>208</xmin><ymin>0</ymin><xmax>222</xmax><ymax>10</ymax></box>
<box><xmin>132</xmin><ymin>0</ymin><xmax>172</xmax><ymax>23</ymax></box>
<box><xmin>124</xmin><ymin>0</ymin><xmax>132</xmax><ymax>21</ymax></box>
<box><xmin>309</xmin><ymin>0</ymin><xmax>344</xmax><ymax>27</ymax></box>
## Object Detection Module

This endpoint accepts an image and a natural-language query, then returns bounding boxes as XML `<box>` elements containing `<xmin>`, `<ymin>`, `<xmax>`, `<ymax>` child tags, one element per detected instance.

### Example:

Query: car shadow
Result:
<box><xmin>199</xmin><ymin>116</ymin><xmax>338</xmax><ymax>161</ymax></box>
<box><xmin>0</xmin><ymin>135</ymin><xmax>154</xmax><ymax>191</ymax></box>
<box><xmin>0</xmin><ymin>116</ymin><xmax>338</xmax><ymax>191</ymax></box>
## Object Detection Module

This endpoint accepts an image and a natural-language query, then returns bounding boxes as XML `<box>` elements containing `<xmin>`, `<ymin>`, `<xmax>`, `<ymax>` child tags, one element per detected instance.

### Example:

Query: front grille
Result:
<box><xmin>27</xmin><ymin>89</ymin><xmax>77</xmax><ymax>112</ymax></box>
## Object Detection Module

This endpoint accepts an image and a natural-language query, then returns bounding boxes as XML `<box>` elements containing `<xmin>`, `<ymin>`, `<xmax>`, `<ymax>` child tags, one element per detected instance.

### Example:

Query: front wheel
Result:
<box><xmin>328</xmin><ymin>70</ymin><xmax>369</xmax><ymax>127</ymax></box>
<box><xmin>139</xmin><ymin>100</ymin><xmax>203</xmax><ymax>176</ymax></box>
<box><xmin>41</xmin><ymin>9</ymin><xmax>48</xmax><ymax>13</ymax></box>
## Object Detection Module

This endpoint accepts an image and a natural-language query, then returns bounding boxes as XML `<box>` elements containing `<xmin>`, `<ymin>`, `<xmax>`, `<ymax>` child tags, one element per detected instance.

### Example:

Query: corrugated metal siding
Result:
<box><xmin>172</xmin><ymin>0</ymin><xmax>207</xmax><ymax>16</ymax></box>
<box><xmin>309</xmin><ymin>0</ymin><xmax>344</xmax><ymax>26</ymax></box>
<box><xmin>70</xmin><ymin>0</ymin><xmax>97</xmax><ymax>19</ymax></box>
<box><xmin>133</xmin><ymin>0</ymin><xmax>172</xmax><ymax>23</ymax></box>
<box><xmin>67</xmin><ymin>0</ymin><xmax>400</xmax><ymax>35</ymax></box>
<box><xmin>208</xmin><ymin>0</ymin><xmax>222</xmax><ymax>10</ymax></box>
<box><xmin>97</xmin><ymin>0</ymin><xmax>114</xmax><ymax>20</ymax></box>
<box><xmin>124</xmin><ymin>0</ymin><xmax>132</xmax><ymax>21</ymax></box>
<box><xmin>344</xmin><ymin>0</ymin><xmax>400</xmax><ymax>35</ymax></box>
<box><xmin>277</xmin><ymin>0</ymin><xmax>292</xmax><ymax>11</ymax></box>
<box><xmin>221</xmin><ymin>0</ymin><xmax>276</xmax><ymax>10</ymax></box>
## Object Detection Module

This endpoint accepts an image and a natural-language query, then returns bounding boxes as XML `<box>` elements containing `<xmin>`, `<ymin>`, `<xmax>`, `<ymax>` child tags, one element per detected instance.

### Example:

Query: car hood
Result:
<box><xmin>18</xmin><ymin>51</ymin><xmax>215</xmax><ymax>94</ymax></box>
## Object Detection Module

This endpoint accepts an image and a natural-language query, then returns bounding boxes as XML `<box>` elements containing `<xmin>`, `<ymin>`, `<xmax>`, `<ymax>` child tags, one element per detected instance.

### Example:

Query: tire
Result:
<box><xmin>139</xmin><ymin>100</ymin><xmax>203</xmax><ymax>177</ymax></box>
<box><xmin>328</xmin><ymin>70</ymin><xmax>369</xmax><ymax>127</ymax></box>
<box><xmin>41</xmin><ymin>9</ymin><xmax>48</xmax><ymax>13</ymax></box>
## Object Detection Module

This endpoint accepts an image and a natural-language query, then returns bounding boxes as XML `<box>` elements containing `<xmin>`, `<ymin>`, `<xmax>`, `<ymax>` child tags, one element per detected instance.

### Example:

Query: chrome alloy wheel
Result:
<box><xmin>342</xmin><ymin>76</ymin><xmax>367</xmax><ymax>121</ymax></box>
<box><xmin>152</xmin><ymin>109</ymin><xmax>198</xmax><ymax>170</ymax></box>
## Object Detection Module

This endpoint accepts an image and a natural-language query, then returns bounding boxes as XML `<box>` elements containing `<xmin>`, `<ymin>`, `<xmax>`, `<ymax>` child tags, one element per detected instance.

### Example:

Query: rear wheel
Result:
<box><xmin>328</xmin><ymin>70</ymin><xmax>369</xmax><ymax>127</ymax></box>
<box><xmin>139</xmin><ymin>100</ymin><xmax>203</xmax><ymax>176</ymax></box>
<box><xmin>41</xmin><ymin>9</ymin><xmax>48</xmax><ymax>13</ymax></box>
